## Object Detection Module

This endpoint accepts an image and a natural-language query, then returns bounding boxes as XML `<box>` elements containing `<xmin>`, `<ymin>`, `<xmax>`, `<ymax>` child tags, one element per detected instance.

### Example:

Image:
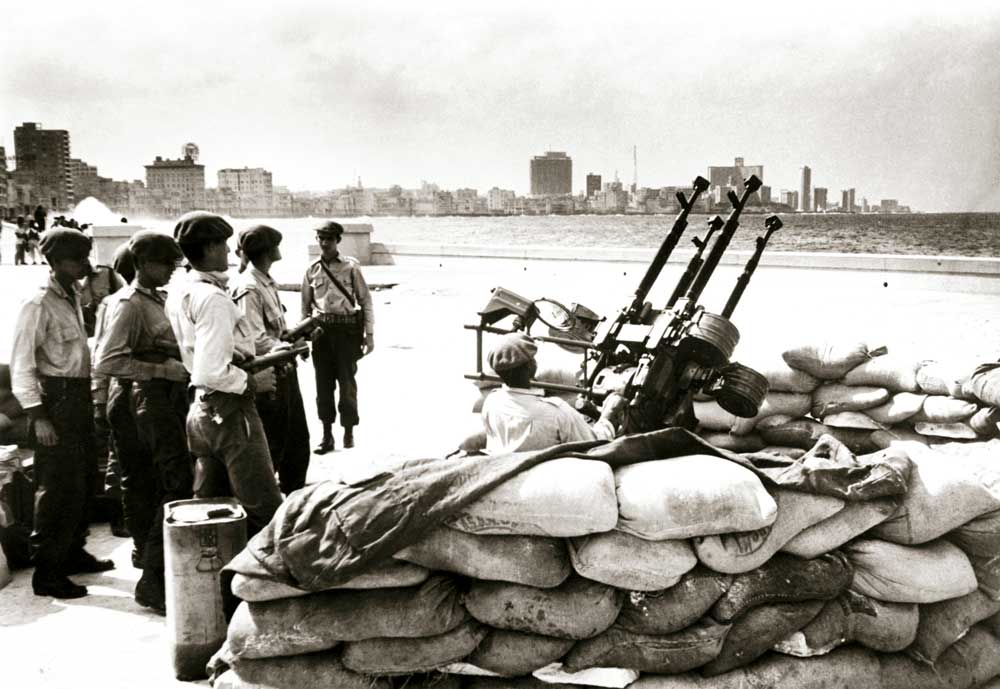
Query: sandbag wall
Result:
<box><xmin>213</xmin><ymin>424</ymin><xmax>1000</xmax><ymax>689</ymax></box>
<box><xmin>694</xmin><ymin>341</ymin><xmax>1000</xmax><ymax>455</ymax></box>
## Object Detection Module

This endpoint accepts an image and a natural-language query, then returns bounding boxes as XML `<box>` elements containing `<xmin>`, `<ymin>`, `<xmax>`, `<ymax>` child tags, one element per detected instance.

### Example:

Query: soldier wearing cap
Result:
<box><xmin>301</xmin><ymin>221</ymin><xmax>375</xmax><ymax>453</ymax></box>
<box><xmin>10</xmin><ymin>228</ymin><xmax>114</xmax><ymax>599</ymax></box>
<box><xmin>95</xmin><ymin>230</ymin><xmax>190</xmax><ymax>614</ymax></box>
<box><xmin>232</xmin><ymin>225</ymin><xmax>311</xmax><ymax>493</ymax></box>
<box><xmin>165</xmin><ymin>212</ymin><xmax>282</xmax><ymax>537</ymax></box>
<box><xmin>481</xmin><ymin>332</ymin><xmax>626</xmax><ymax>454</ymax></box>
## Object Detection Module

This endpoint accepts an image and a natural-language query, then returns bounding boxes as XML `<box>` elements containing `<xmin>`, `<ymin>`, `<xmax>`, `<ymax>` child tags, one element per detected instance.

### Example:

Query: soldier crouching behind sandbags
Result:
<box><xmin>481</xmin><ymin>332</ymin><xmax>626</xmax><ymax>454</ymax></box>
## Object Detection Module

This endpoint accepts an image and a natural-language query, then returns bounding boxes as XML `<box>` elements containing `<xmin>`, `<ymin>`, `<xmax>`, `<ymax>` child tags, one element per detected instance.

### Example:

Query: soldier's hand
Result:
<box><xmin>600</xmin><ymin>393</ymin><xmax>627</xmax><ymax>425</ymax></box>
<box><xmin>253</xmin><ymin>368</ymin><xmax>276</xmax><ymax>395</ymax></box>
<box><xmin>34</xmin><ymin>418</ymin><xmax>59</xmax><ymax>446</ymax></box>
<box><xmin>363</xmin><ymin>333</ymin><xmax>375</xmax><ymax>356</ymax></box>
<box><xmin>270</xmin><ymin>341</ymin><xmax>293</xmax><ymax>353</ymax></box>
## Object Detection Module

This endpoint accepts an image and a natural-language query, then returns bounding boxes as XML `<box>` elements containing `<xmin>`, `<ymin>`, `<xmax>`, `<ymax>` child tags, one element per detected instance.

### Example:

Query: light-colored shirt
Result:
<box><xmin>166</xmin><ymin>270</ymin><xmax>254</xmax><ymax>395</ymax></box>
<box><xmin>301</xmin><ymin>254</ymin><xmax>375</xmax><ymax>335</ymax></box>
<box><xmin>232</xmin><ymin>267</ymin><xmax>286</xmax><ymax>355</ymax></box>
<box><xmin>95</xmin><ymin>282</ymin><xmax>186</xmax><ymax>382</ymax></box>
<box><xmin>481</xmin><ymin>386</ymin><xmax>615</xmax><ymax>455</ymax></box>
<box><xmin>91</xmin><ymin>286</ymin><xmax>131</xmax><ymax>404</ymax></box>
<box><xmin>11</xmin><ymin>274</ymin><xmax>92</xmax><ymax>410</ymax></box>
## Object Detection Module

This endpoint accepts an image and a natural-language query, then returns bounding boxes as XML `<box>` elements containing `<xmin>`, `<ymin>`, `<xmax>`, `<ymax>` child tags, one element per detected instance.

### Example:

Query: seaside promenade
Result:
<box><xmin>2</xmin><ymin>244</ymin><xmax>1000</xmax><ymax>688</ymax></box>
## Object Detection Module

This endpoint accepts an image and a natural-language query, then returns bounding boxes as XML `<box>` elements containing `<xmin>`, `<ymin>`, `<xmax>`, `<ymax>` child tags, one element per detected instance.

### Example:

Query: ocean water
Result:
<box><xmin>130</xmin><ymin>212</ymin><xmax>1000</xmax><ymax>259</ymax></box>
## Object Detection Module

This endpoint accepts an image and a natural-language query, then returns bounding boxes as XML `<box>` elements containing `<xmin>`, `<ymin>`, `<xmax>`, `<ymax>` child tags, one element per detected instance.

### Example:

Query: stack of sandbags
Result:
<box><xmin>695</xmin><ymin>341</ymin><xmax>998</xmax><ymax>456</ymax></box>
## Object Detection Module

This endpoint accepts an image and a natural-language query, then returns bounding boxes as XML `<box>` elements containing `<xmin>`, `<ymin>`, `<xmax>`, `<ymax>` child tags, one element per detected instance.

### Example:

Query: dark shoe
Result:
<box><xmin>314</xmin><ymin>435</ymin><xmax>335</xmax><ymax>454</ymax></box>
<box><xmin>33</xmin><ymin>572</ymin><xmax>88</xmax><ymax>599</ymax></box>
<box><xmin>63</xmin><ymin>551</ymin><xmax>115</xmax><ymax>575</ymax></box>
<box><xmin>111</xmin><ymin>519</ymin><xmax>131</xmax><ymax>539</ymax></box>
<box><xmin>135</xmin><ymin>569</ymin><xmax>166</xmax><ymax>616</ymax></box>
<box><xmin>343</xmin><ymin>427</ymin><xmax>355</xmax><ymax>449</ymax></box>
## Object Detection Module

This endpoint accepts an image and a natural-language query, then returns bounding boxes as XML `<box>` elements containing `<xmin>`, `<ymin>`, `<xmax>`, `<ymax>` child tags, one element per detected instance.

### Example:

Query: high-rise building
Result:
<box><xmin>14</xmin><ymin>122</ymin><xmax>73</xmax><ymax>210</ymax></box>
<box><xmin>840</xmin><ymin>188</ymin><xmax>856</xmax><ymax>212</ymax></box>
<box><xmin>145</xmin><ymin>153</ymin><xmax>205</xmax><ymax>216</ymax></box>
<box><xmin>780</xmin><ymin>189</ymin><xmax>799</xmax><ymax>209</ymax></box>
<box><xmin>530</xmin><ymin>151</ymin><xmax>572</xmax><ymax>196</ymax></box>
<box><xmin>799</xmin><ymin>166</ymin><xmax>812</xmax><ymax>212</ymax></box>
<box><xmin>707</xmin><ymin>156</ymin><xmax>765</xmax><ymax>204</ymax></box>
<box><xmin>814</xmin><ymin>187</ymin><xmax>828</xmax><ymax>211</ymax></box>
<box><xmin>218</xmin><ymin>166</ymin><xmax>273</xmax><ymax>216</ymax></box>
<box><xmin>586</xmin><ymin>173</ymin><xmax>602</xmax><ymax>198</ymax></box>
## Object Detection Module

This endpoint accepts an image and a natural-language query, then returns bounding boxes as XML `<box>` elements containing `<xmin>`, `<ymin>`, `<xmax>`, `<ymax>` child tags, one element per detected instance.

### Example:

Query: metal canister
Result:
<box><xmin>163</xmin><ymin>498</ymin><xmax>247</xmax><ymax>680</ymax></box>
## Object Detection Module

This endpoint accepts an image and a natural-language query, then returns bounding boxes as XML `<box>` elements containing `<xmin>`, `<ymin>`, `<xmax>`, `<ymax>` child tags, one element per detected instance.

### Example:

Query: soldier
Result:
<box><xmin>95</xmin><ymin>231</ymin><xmax>189</xmax><ymax>614</ymax></box>
<box><xmin>165</xmin><ymin>212</ymin><xmax>282</xmax><ymax>536</ymax></box>
<box><xmin>231</xmin><ymin>225</ymin><xmax>311</xmax><ymax>493</ymax></box>
<box><xmin>80</xmin><ymin>259</ymin><xmax>127</xmax><ymax>337</ymax></box>
<box><xmin>301</xmin><ymin>221</ymin><xmax>375</xmax><ymax>453</ymax></box>
<box><xmin>10</xmin><ymin>228</ymin><xmax>113</xmax><ymax>599</ymax></box>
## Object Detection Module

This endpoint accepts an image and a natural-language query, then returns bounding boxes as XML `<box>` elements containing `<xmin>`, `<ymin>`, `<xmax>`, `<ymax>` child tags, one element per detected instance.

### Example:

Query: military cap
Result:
<box><xmin>111</xmin><ymin>242</ymin><xmax>136</xmax><ymax>284</ymax></box>
<box><xmin>238</xmin><ymin>225</ymin><xmax>283</xmax><ymax>255</ymax></box>
<box><xmin>315</xmin><ymin>221</ymin><xmax>344</xmax><ymax>239</ymax></box>
<box><xmin>129</xmin><ymin>230</ymin><xmax>184</xmax><ymax>264</ymax></box>
<box><xmin>39</xmin><ymin>228</ymin><xmax>92</xmax><ymax>260</ymax></box>
<box><xmin>173</xmin><ymin>211</ymin><xmax>233</xmax><ymax>244</ymax></box>
<box><xmin>487</xmin><ymin>333</ymin><xmax>538</xmax><ymax>372</ymax></box>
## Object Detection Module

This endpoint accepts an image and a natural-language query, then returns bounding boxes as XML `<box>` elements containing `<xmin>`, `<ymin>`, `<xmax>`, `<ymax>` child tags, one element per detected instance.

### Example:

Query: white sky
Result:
<box><xmin>2</xmin><ymin>0</ymin><xmax>999</xmax><ymax>211</ymax></box>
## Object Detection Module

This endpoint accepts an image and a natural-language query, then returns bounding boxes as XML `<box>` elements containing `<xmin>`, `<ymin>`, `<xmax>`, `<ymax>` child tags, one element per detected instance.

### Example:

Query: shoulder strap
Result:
<box><xmin>319</xmin><ymin>261</ymin><xmax>357</xmax><ymax>308</ymax></box>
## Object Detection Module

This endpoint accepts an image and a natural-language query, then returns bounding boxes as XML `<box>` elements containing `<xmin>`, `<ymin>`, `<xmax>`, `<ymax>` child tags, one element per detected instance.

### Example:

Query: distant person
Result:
<box><xmin>166</xmin><ymin>211</ymin><xmax>282</xmax><ymax>537</ymax></box>
<box><xmin>232</xmin><ymin>225</ymin><xmax>311</xmax><ymax>493</ymax></box>
<box><xmin>26</xmin><ymin>220</ymin><xmax>42</xmax><ymax>265</ymax></box>
<box><xmin>33</xmin><ymin>205</ymin><xmax>47</xmax><ymax>232</ymax></box>
<box><xmin>14</xmin><ymin>217</ymin><xmax>27</xmax><ymax>265</ymax></box>
<box><xmin>481</xmin><ymin>332</ymin><xmax>625</xmax><ymax>454</ymax></box>
<box><xmin>301</xmin><ymin>221</ymin><xmax>375</xmax><ymax>453</ymax></box>
<box><xmin>10</xmin><ymin>228</ymin><xmax>114</xmax><ymax>599</ymax></box>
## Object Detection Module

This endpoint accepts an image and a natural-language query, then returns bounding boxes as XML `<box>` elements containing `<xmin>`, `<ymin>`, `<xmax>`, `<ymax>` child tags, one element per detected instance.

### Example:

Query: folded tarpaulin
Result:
<box><xmin>226</xmin><ymin>428</ymin><xmax>911</xmax><ymax>591</ymax></box>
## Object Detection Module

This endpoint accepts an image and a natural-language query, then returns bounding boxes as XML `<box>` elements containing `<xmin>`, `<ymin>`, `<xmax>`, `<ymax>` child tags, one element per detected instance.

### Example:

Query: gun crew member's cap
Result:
<box><xmin>173</xmin><ymin>211</ymin><xmax>234</xmax><ymax>245</ymax></box>
<box><xmin>487</xmin><ymin>333</ymin><xmax>538</xmax><ymax>372</ymax></box>
<box><xmin>39</xmin><ymin>228</ymin><xmax>92</xmax><ymax>260</ymax></box>
<box><xmin>129</xmin><ymin>230</ymin><xmax>184</xmax><ymax>264</ymax></box>
<box><xmin>111</xmin><ymin>242</ymin><xmax>136</xmax><ymax>284</ymax></box>
<box><xmin>315</xmin><ymin>221</ymin><xmax>344</xmax><ymax>239</ymax></box>
<box><xmin>236</xmin><ymin>224</ymin><xmax>283</xmax><ymax>271</ymax></box>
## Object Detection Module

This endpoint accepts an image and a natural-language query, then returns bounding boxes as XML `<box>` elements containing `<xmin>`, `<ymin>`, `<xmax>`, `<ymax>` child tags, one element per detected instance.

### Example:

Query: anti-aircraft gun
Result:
<box><xmin>588</xmin><ymin>175</ymin><xmax>781</xmax><ymax>433</ymax></box>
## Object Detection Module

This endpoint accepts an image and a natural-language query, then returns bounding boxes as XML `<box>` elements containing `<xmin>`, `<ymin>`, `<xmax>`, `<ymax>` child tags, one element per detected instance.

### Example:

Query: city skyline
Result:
<box><xmin>3</xmin><ymin>1</ymin><xmax>999</xmax><ymax>212</ymax></box>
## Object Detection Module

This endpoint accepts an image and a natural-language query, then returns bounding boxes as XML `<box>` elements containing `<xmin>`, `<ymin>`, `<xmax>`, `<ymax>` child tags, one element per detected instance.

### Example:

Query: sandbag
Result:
<box><xmin>914</xmin><ymin>421</ymin><xmax>978</xmax><ymax>439</ymax></box>
<box><xmin>755</xmin><ymin>359</ymin><xmax>822</xmax><ymax>393</ymax></box>
<box><xmin>693</xmin><ymin>489</ymin><xmax>844</xmax><ymax>574</ymax></box>
<box><xmin>464</xmin><ymin>576</ymin><xmax>623</xmax><ymax>640</ymax></box>
<box><xmin>757</xmin><ymin>418</ymin><xmax>832</xmax><ymax>450</ymax></box>
<box><xmin>811</xmin><ymin>383</ymin><xmax>890</xmax><ymax>418</ymax></box>
<box><xmin>948</xmin><ymin>509</ymin><xmax>1000</xmax><ymax>557</ymax></box>
<box><xmin>340</xmin><ymin>620</ymin><xmax>487</xmax><ymax>675</ymax></box>
<box><xmin>917</xmin><ymin>360</ymin><xmax>975</xmax><ymax>398</ymax></box>
<box><xmin>564</xmin><ymin>620</ymin><xmax>731</xmax><ymax>674</ymax></box>
<box><xmin>970</xmin><ymin>407</ymin><xmax>1000</xmax><ymax>438</ymax></box>
<box><xmin>730</xmin><ymin>393</ymin><xmax>814</xmax><ymax>435</ymax></box>
<box><xmin>758</xmin><ymin>445</ymin><xmax>807</xmax><ymax>460</ymax></box>
<box><xmin>782</xmin><ymin>341</ymin><xmax>887</xmax><ymax>380</ymax></box>
<box><xmin>533</xmin><ymin>663</ymin><xmax>639</xmax><ymax>689</ymax></box>
<box><xmin>447</xmin><ymin>458</ymin><xmax>617</xmax><ymax>537</ymax></box>
<box><xmin>868</xmin><ymin>428</ymin><xmax>931</xmax><ymax>450</ymax></box>
<box><xmin>568</xmin><ymin>531</ymin><xmax>696</xmax><ymax>591</ymax></box>
<box><xmin>775</xmin><ymin>592</ymin><xmax>918</xmax><ymax>656</ymax></box>
<box><xmin>964</xmin><ymin>363</ymin><xmax>1000</xmax><ymax>407</ymax></box>
<box><xmin>702</xmin><ymin>601</ymin><xmax>825</xmax><ymax>676</ymax></box>
<box><xmin>615</xmin><ymin>455</ymin><xmax>777</xmax><ymax>540</ymax></box>
<box><xmin>871</xmin><ymin>443</ymin><xmax>1000</xmax><ymax>544</ymax></box>
<box><xmin>212</xmin><ymin>653</ymin><xmax>391</xmax><ymax>689</ymax></box>
<box><xmin>781</xmin><ymin>497</ymin><xmax>898</xmax><ymax>558</ymax></box>
<box><xmin>696</xmin><ymin>432</ymin><xmax>765</xmax><ymax>453</ymax></box>
<box><xmin>395</xmin><ymin>526</ymin><xmax>571</xmax><ymax>588</ymax></box>
<box><xmin>864</xmin><ymin>392</ymin><xmax>927</xmax><ymax>425</ymax></box>
<box><xmin>230</xmin><ymin>561</ymin><xmax>431</xmax><ymax>602</ymax></box>
<box><xmin>694</xmin><ymin>401</ymin><xmax>739</xmax><ymax>433</ymax></box>
<box><xmin>845</xmin><ymin>538</ymin><xmax>978</xmax><ymax>603</ymax></box>
<box><xmin>908</xmin><ymin>589</ymin><xmax>1000</xmax><ymax>664</ymax></box>
<box><xmin>970</xmin><ymin>553</ymin><xmax>1000</xmax><ymax>599</ymax></box>
<box><xmin>842</xmin><ymin>355</ymin><xmax>921</xmax><ymax>392</ymax></box>
<box><xmin>879</xmin><ymin>625</ymin><xmax>1000</xmax><ymax>689</ymax></box>
<box><xmin>912</xmin><ymin>395</ymin><xmax>978</xmax><ymax>423</ymax></box>
<box><xmin>467</xmin><ymin>629</ymin><xmax>575</xmax><ymax>677</ymax></box>
<box><xmin>822</xmin><ymin>411</ymin><xmax>885</xmax><ymax>430</ymax></box>
<box><xmin>616</xmin><ymin>566</ymin><xmax>732</xmax><ymax>635</ymax></box>
<box><xmin>226</xmin><ymin>575</ymin><xmax>468</xmax><ymax>659</ymax></box>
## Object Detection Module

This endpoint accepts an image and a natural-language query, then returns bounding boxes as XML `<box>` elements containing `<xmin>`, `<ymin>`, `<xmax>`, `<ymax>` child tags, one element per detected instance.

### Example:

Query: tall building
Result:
<box><xmin>840</xmin><ymin>188</ymin><xmax>856</xmax><ymax>212</ymax></box>
<box><xmin>145</xmin><ymin>154</ymin><xmax>206</xmax><ymax>216</ymax></box>
<box><xmin>14</xmin><ymin>122</ymin><xmax>73</xmax><ymax>210</ymax></box>
<box><xmin>218</xmin><ymin>166</ymin><xmax>273</xmax><ymax>216</ymax></box>
<box><xmin>707</xmin><ymin>156</ymin><xmax>765</xmax><ymax>204</ymax></box>
<box><xmin>799</xmin><ymin>166</ymin><xmax>812</xmax><ymax>212</ymax></box>
<box><xmin>780</xmin><ymin>189</ymin><xmax>799</xmax><ymax>209</ymax></box>
<box><xmin>586</xmin><ymin>173</ymin><xmax>602</xmax><ymax>198</ymax></box>
<box><xmin>814</xmin><ymin>187</ymin><xmax>828</xmax><ymax>211</ymax></box>
<box><xmin>530</xmin><ymin>151</ymin><xmax>572</xmax><ymax>196</ymax></box>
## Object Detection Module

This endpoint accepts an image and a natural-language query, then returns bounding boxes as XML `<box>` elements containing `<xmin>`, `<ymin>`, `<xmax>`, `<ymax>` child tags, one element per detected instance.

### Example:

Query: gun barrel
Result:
<box><xmin>283</xmin><ymin>315</ymin><xmax>321</xmax><ymax>342</ymax></box>
<box><xmin>239</xmin><ymin>342</ymin><xmax>310</xmax><ymax>372</ymax></box>
<box><xmin>666</xmin><ymin>216</ymin><xmax>723</xmax><ymax>308</ymax></box>
<box><xmin>721</xmin><ymin>215</ymin><xmax>781</xmax><ymax>318</ymax></box>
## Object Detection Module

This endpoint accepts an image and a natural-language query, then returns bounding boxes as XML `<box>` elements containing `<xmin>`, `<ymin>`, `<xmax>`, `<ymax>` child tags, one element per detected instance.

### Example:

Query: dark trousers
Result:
<box><xmin>108</xmin><ymin>379</ymin><xmax>154</xmax><ymax>560</ymax></box>
<box><xmin>187</xmin><ymin>391</ymin><xmax>282</xmax><ymax>537</ymax></box>
<box><xmin>256</xmin><ymin>368</ymin><xmax>311</xmax><ymax>494</ymax></box>
<box><xmin>133</xmin><ymin>379</ymin><xmax>193</xmax><ymax>571</ymax></box>
<box><xmin>30</xmin><ymin>377</ymin><xmax>96</xmax><ymax>574</ymax></box>
<box><xmin>311</xmin><ymin>326</ymin><xmax>362</xmax><ymax>427</ymax></box>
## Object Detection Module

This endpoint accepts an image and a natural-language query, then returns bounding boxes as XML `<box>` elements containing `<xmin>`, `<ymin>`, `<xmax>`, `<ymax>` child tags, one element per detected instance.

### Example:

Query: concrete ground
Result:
<box><xmin>2</xmin><ymin>253</ymin><xmax>1000</xmax><ymax>688</ymax></box>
